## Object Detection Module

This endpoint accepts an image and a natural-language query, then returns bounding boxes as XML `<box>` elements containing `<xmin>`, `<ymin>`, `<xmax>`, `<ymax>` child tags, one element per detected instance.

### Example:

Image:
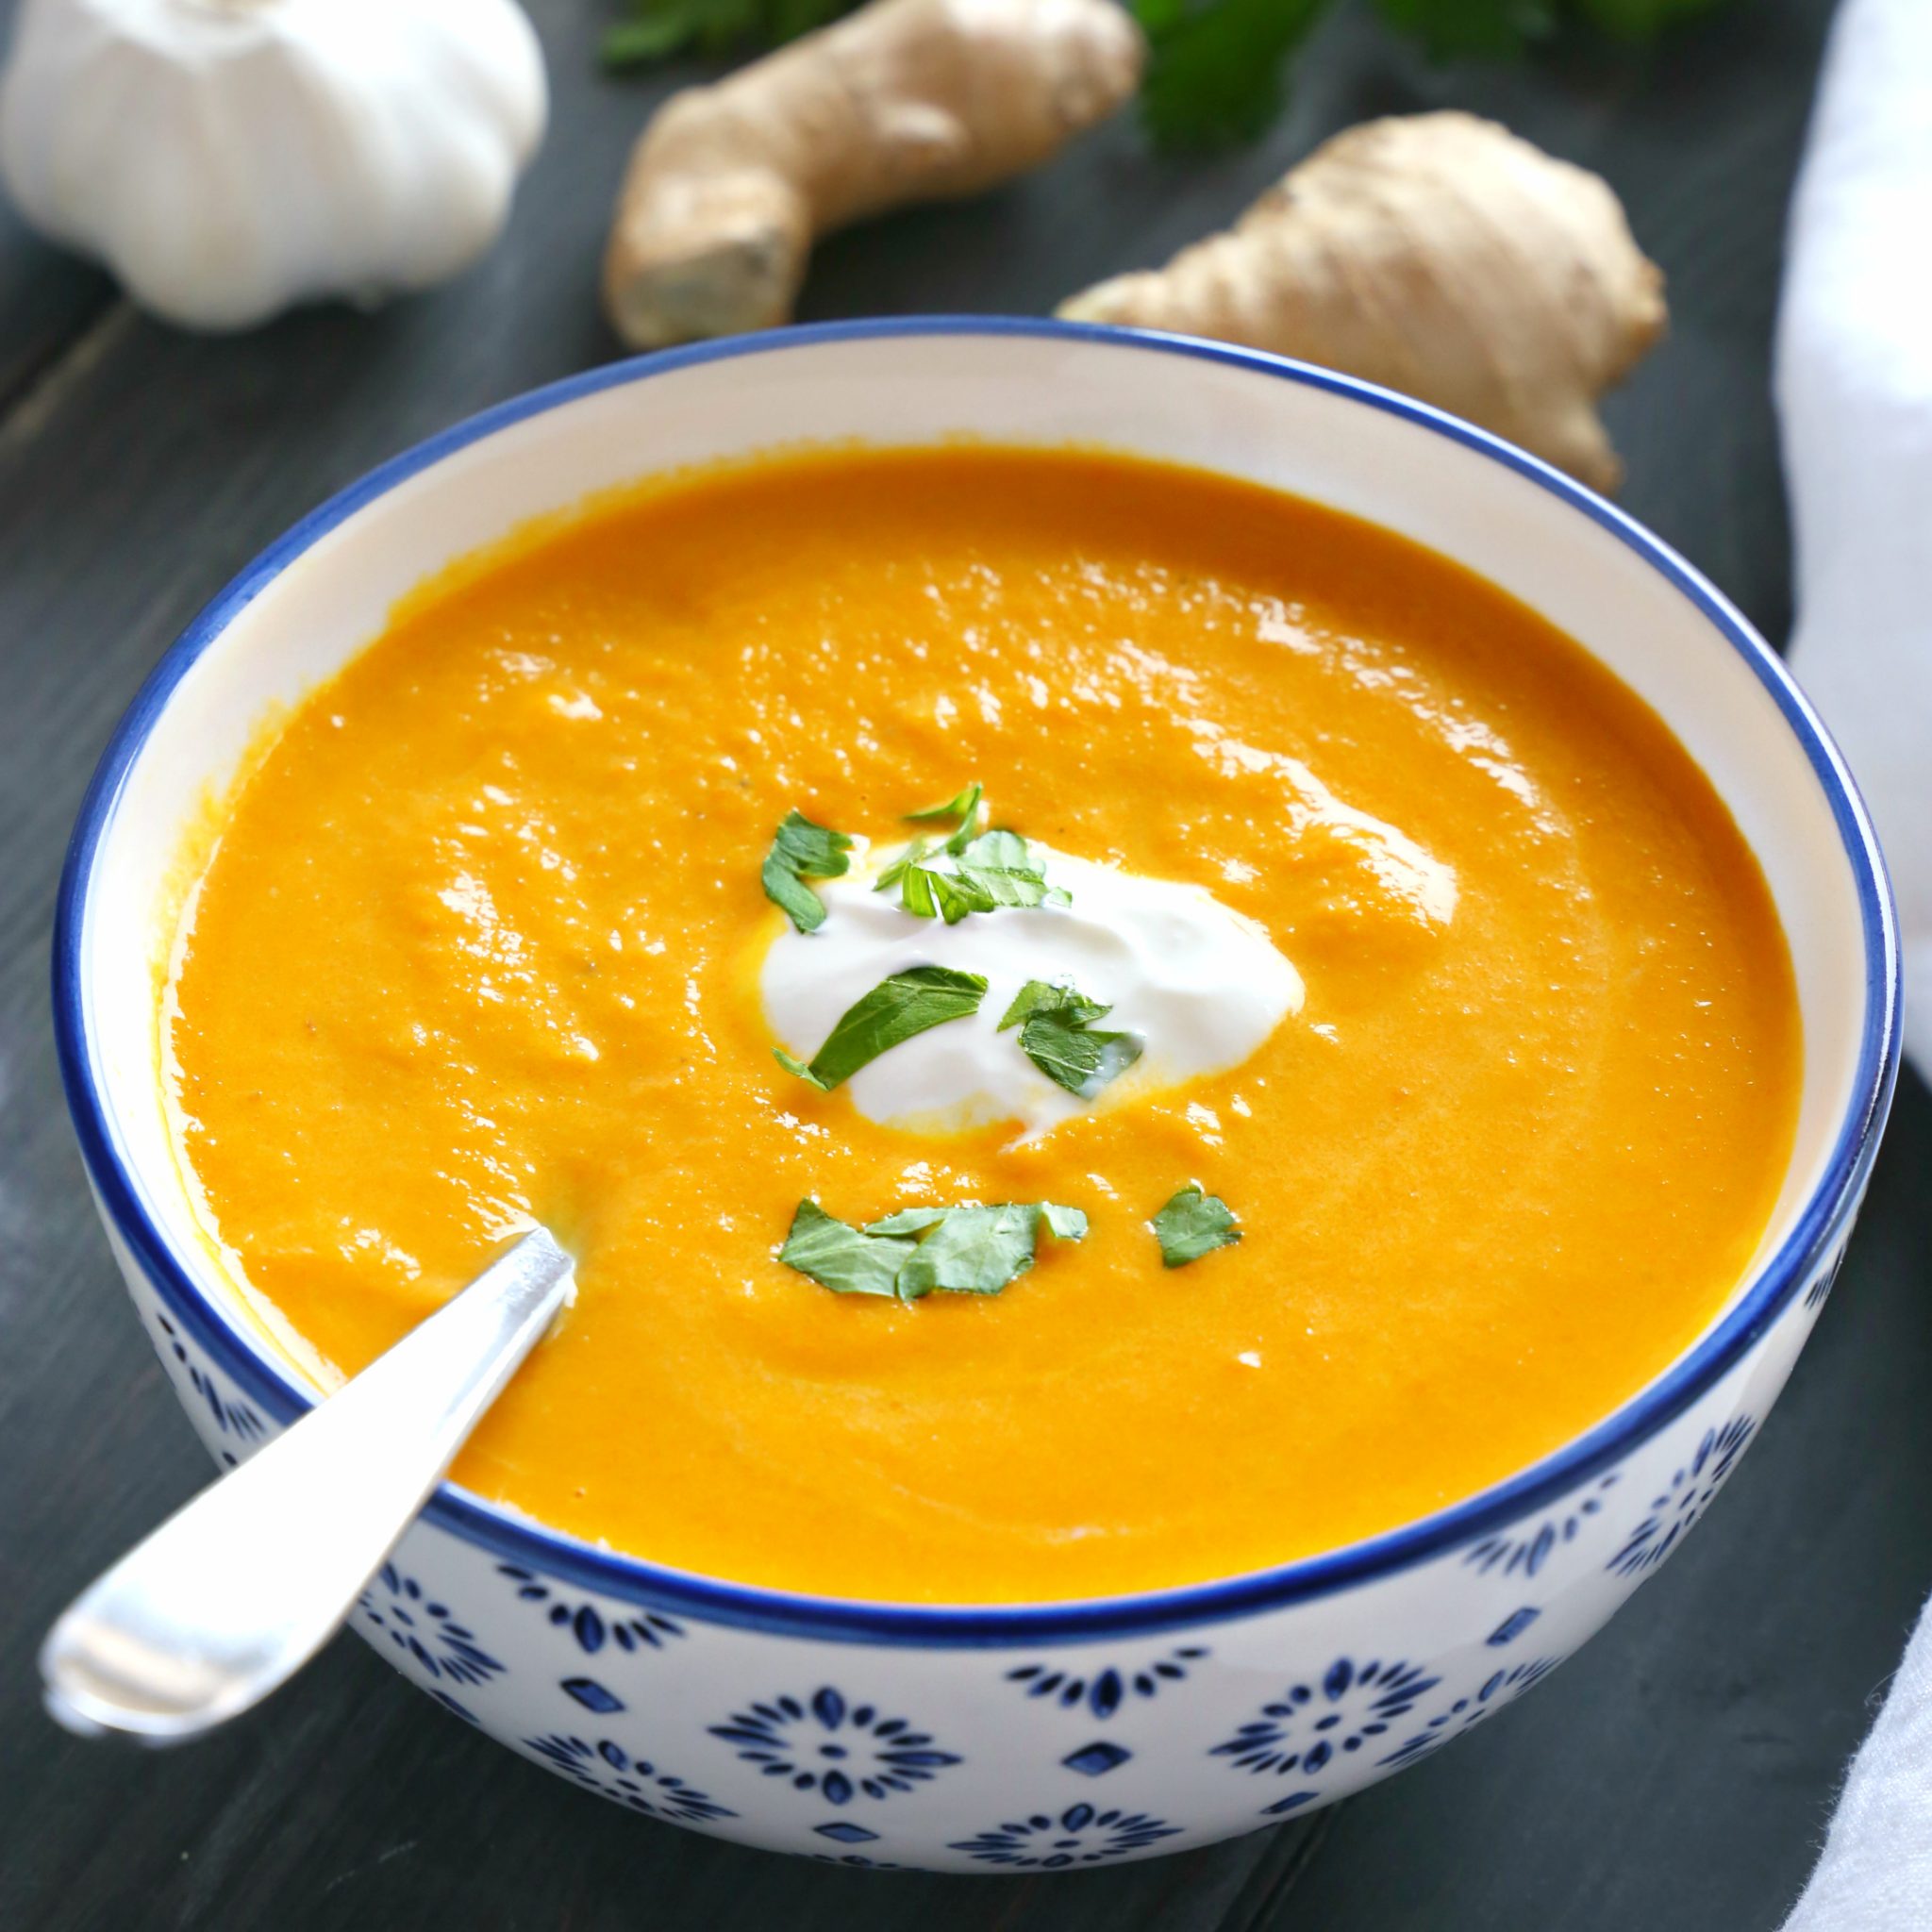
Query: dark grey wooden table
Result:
<box><xmin>4</xmin><ymin>1</ymin><xmax>1926</xmax><ymax>1925</ymax></box>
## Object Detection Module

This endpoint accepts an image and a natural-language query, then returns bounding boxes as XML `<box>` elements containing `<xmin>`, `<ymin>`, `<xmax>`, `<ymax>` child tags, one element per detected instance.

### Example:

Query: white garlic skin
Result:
<box><xmin>0</xmin><ymin>0</ymin><xmax>548</xmax><ymax>330</ymax></box>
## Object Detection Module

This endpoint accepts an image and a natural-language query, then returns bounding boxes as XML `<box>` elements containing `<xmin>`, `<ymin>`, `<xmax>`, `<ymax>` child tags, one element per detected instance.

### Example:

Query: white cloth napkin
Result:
<box><xmin>1775</xmin><ymin>0</ymin><xmax>1932</xmax><ymax>1924</ymax></box>
<box><xmin>1778</xmin><ymin>0</ymin><xmax>1932</xmax><ymax>1076</ymax></box>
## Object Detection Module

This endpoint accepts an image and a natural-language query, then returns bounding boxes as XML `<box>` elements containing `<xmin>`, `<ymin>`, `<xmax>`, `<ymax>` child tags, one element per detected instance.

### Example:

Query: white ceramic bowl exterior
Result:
<box><xmin>57</xmin><ymin>323</ymin><xmax>1899</xmax><ymax>1872</ymax></box>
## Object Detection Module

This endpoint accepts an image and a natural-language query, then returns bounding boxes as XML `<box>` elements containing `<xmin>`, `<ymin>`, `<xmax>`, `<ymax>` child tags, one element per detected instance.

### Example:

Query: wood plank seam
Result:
<box><xmin>1218</xmin><ymin>1814</ymin><xmax>1337</xmax><ymax>1932</ymax></box>
<box><xmin>0</xmin><ymin>298</ymin><xmax>132</xmax><ymax>454</ymax></box>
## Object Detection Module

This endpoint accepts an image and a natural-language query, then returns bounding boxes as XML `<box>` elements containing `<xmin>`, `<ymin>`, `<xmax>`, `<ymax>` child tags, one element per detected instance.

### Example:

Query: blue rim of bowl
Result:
<box><xmin>53</xmin><ymin>316</ymin><xmax>1901</xmax><ymax>1646</ymax></box>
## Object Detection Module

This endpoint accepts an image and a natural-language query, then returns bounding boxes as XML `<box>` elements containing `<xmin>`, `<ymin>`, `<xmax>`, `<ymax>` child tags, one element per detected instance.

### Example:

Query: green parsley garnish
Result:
<box><xmin>903</xmin><ymin>781</ymin><xmax>983</xmax><ymax>848</ymax></box>
<box><xmin>604</xmin><ymin>0</ymin><xmax>1736</xmax><ymax>155</ymax></box>
<box><xmin>999</xmin><ymin>979</ymin><xmax>1143</xmax><ymax>1099</ymax></box>
<box><xmin>1132</xmin><ymin>0</ymin><xmax>1327</xmax><ymax>150</ymax></box>
<box><xmin>888</xmin><ymin>832</ymin><xmax>1069</xmax><ymax>924</ymax></box>
<box><xmin>875</xmin><ymin>784</ymin><xmax>1069</xmax><ymax>925</ymax></box>
<box><xmin>601</xmin><ymin>0</ymin><xmax>853</xmax><ymax>70</ymax></box>
<box><xmin>773</xmin><ymin>1200</ymin><xmax>918</xmax><ymax>1299</ymax></box>
<box><xmin>1131</xmin><ymin>0</ymin><xmax>1727</xmax><ymax>149</ymax></box>
<box><xmin>761</xmin><ymin>808</ymin><xmax>853</xmax><ymax>934</ymax></box>
<box><xmin>778</xmin><ymin>1198</ymin><xmax>1087</xmax><ymax>1302</ymax></box>
<box><xmin>1151</xmin><ymin>1185</ymin><xmax>1242</xmax><ymax>1267</ymax></box>
<box><xmin>774</xmin><ymin>965</ymin><xmax>987</xmax><ymax>1091</ymax></box>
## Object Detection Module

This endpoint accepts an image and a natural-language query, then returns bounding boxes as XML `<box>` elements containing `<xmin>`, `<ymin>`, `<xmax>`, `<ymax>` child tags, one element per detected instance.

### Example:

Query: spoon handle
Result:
<box><xmin>41</xmin><ymin>1226</ymin><xmax>575</xmax><ymax>1743</ymax></box>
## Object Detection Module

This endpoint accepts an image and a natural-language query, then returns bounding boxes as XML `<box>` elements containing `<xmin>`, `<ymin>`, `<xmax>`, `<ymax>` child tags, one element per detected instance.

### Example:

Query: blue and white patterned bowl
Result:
<box><xmin>54</xmin><ymin>321</ymin><xmax>1900</xmax><ymax>1871</ymax></box>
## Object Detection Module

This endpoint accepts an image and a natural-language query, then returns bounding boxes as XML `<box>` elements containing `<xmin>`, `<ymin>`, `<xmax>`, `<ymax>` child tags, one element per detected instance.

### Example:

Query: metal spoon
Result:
<box><xmin>41</xmin><ymin>1225</ymin><xmax>575</xmax><ymax>1744</ymax></box>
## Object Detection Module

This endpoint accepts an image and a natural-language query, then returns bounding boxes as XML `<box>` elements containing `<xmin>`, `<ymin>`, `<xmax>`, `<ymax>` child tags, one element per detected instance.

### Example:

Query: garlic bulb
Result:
<box><xmin>0</xmin><ymin>0</ymin><xmax>548</xmax><ymax>331</ymax></box>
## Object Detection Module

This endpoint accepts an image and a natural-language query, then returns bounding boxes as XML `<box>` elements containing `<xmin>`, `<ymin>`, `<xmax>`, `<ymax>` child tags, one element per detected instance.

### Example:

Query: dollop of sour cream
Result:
<box><xmin>761</xmin><ymin>843</ymin><xmax>1304</xmax><ymax>1141</ymax></box>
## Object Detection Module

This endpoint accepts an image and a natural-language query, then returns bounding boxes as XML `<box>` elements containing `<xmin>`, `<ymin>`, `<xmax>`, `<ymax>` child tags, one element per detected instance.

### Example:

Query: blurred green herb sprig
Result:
<box><xmin>601</xmin><ymin>0</ymin><xmax>854</xmax><ymax>69</ymax></box>
<box><xmin>602</xmin><ymin>0</ymin><xmax>1732</xmax><ymax>150</ymax></box>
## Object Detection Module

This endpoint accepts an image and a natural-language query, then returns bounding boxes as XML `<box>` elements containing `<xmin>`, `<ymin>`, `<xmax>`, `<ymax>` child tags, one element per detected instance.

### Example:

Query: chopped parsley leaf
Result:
<box><xmin>1151</xmin><ymin>1184</ymin><xmax>1242</xmax><ymax>1267</ymax></box>
<box><xmin>761</xmin><ymin>808</ymin><xmax>853</xmax><ymax>934</ymax></box>
<box><xmin>779</xmin><ymin>1198</ymin><xmax>1087</xmax><ymax>1301</ymax></box>
<box><xmin>999</xmin><ymin>978</ymin><xmax>1143</xmax><ymax>1098</ymax></box>
<box><xmin>774</xmin><ymin>965</ymin><xmax>987</xmax><ymax>1091</ymax></box>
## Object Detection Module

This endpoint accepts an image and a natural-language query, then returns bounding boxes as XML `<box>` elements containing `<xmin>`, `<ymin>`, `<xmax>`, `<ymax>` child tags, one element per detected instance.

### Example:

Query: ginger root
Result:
<box><xmin>1058</xmin><ymin>113</ymin><xmax>1666</xmax><ymax>492</ymax></box>
<box><xmin>604</xmin><ymin>0</ymin><xmax>1143</xmax><ymax>350</ymax></box>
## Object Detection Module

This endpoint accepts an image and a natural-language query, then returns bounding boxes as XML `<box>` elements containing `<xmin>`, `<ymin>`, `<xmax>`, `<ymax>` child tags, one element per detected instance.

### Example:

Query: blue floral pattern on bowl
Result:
<box><xmin>949</xmin><ymin>1803</ymin><xmax>1182</xmax><ymax>1868</ymax></box>
<box><xmin>1607</xmin><ymin>1416</ymin><xmax>1757</xmax><ymax>1576</ymax></box>
<box><xmin>496</xmin><ymin>1564</ymin><xmax>686</xmax><ymax>1656</ymax></box>
<box><xmin>1377</xmin><ymin>1658</ymin><xmax>1562</xmax><ymax>1769</ymax></box>
<box><xmin>1805</xmin><ymin>1244</ymin><xmax>1847</xmax><ymax>1309</ymax></box>
<box><xmin>524</xmin><ymin>1734</ymin><xmax>737</xmax><ymax>1824</ymax></box>
<box><xmin>710</xmin><ymin>1689</ymin><xmax>962</xmax><ymax>1804</ymax></box>
<box><xmin>1463</xmin><ymin>1472</ymin><xmax>1621</xmax><ymax>1580</ymax></box>
<box><xmin>356</xmin><ymin>1564</ymin><xmax>506</xmax><ymax>1690</ymax></box>
<box><xmin>153</xmin><ymin>1313</ymin><xmax>264</xmax><ymax>1446</ymax></box>
<box><xmin>1212</xmin><ymin>1657</ymin><xmax>1441</xmax><ymax>1814</ymax></box>
<box><xmin>1003</xmin><ymin>1644</ymin><xmax>1209</xmax><ymax>1720</ymax></box>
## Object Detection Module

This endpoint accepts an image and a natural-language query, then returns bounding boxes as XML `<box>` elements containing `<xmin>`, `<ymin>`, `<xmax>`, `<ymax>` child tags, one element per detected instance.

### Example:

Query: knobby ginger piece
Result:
<box><xmin>604</xmin><ymin>0</ymin><xmax>1144</xmax><ymax>349</ymax></box>
<box><xmin>1058</xmin><ymin>112</ymin><xmax>1667</xmax><ymax>492</ymax></box>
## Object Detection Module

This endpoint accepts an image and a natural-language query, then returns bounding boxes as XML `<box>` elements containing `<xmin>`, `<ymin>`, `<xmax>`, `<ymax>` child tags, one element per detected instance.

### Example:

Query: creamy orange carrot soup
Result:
<box><xmin>168</xmin><ymin>447</ymin><xmax>1800</xmax><ymax>1604</ymax></box>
